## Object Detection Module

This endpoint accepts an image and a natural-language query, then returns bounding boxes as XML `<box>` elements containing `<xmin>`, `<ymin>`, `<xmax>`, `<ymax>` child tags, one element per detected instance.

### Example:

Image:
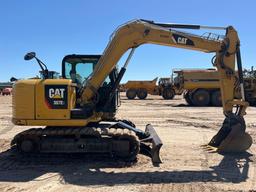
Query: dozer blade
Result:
<box><xmin>140</xmin><ymin>124</ymin><xmax>163</xmax><ymax>164</ymax></box>
<box><xmin>207</xmin><ymin>114</ymin><xmax>252</xmax><ymax>153</ymax></box>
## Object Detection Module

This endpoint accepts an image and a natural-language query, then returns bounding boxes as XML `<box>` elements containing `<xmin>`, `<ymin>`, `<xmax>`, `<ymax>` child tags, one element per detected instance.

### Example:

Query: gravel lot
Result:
<box><xmin>0</xmin><ymin>93</ymin><xmax>255</xmax><ymax>192</ymax></box>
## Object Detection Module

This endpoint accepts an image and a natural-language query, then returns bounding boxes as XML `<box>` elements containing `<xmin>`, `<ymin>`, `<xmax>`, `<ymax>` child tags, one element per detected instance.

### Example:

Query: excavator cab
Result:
<box><xmin>61</xmin><ymin>54</ymin><xmax>119</xmax><ymax>120</ymax></box>
<box><xmin>62</xmin><ymin>55</ymin><xmax>99</xmax><ymax>85</ymax></box>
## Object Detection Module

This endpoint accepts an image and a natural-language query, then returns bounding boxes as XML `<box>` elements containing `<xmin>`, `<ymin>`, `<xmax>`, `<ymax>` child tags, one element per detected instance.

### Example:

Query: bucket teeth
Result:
<box><xmin>203</xmin><ymin>114</ymin><xmax>252</xmax><ymax>153</ymax></box>
<box><xmin>201</xmin><ymin>144</ymin><xmax>218</xmax><ymax>153</ymax></box>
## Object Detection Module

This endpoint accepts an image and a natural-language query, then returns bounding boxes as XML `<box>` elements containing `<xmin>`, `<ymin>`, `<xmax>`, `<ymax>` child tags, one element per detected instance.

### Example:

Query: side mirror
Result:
<box><xmin>10</xmin><ymin>77</ymin><xmax>18</xmax><ymax>82</ymax></box>
<box><xmin>24</xmin><ymin>52</ymin><xmax>36</xmax><ymax>60</ymax></box>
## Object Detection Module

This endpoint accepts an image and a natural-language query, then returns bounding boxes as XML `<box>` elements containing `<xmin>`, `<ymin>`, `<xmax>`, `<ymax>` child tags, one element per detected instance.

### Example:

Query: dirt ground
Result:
<box><xmin>0</xmin><ymin>93</ymin><xmax>255</xmax><ymax>192</ymax></box>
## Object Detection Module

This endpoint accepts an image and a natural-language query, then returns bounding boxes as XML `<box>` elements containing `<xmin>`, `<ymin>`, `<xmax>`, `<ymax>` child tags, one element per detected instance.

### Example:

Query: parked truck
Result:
<box><xmin>242</xmin><ymin>67</ymin><xmax>256</xmax><ymax>105</ymax></box>
<box><xmin>123</xmin><ymin>77</ymin><xmax>178</xmax><ymax>100</ymax></box>
<box><xmin>173</xmin><ymin>68</ymin><xmax>256</xmax><ymax>106</ymax></box>
<box><xmin>1</xmin><ymin>87</ymin><xmax>12</xmax><ymax>95</ymax></box>
<box><xmin>0</xmin><ymin>82</ymin><xmax>13</xmax><ymax>96</ymax></box>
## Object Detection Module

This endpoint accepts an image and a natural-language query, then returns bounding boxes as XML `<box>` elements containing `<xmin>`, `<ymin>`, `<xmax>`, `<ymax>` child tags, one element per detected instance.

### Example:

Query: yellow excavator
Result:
<box><xmin>11</xmin><ymin>19</ymin><xmax>252</xmax><ymax>164</ymax></box>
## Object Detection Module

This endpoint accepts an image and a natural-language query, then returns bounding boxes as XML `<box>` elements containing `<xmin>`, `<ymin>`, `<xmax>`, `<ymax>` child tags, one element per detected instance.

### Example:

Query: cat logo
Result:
<box><xmin>45</xmin><ymin>85</ymin><xmax>68</xmax><ymax>109</ymax></box>
<box><xmin>49</xmin><ymin>88</ymin><xmax>65</xmax><ymax>99</ymax></box>
<box><xmin>177</xmin><ymin>37</ymin><xmax>188</xmax><ymax>45</ymax></box>
<box><xmin>172</xmin><ymin>34</ymin><xmax>195</xmax><ymax>46</ymax></box>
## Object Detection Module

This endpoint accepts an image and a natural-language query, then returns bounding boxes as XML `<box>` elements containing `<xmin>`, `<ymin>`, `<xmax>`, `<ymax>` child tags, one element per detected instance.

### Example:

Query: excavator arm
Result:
<box><xmin>81</xmin><ymin>19</ymin><xmax>252</xmax><ymax>153</ymax></box>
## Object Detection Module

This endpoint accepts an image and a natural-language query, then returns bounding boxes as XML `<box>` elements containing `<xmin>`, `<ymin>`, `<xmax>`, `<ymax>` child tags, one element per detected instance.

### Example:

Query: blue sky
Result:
<box><xmin>0</xmin><ymin>0</ymin><xmax>255</xmax><ymax>82</ymax></box>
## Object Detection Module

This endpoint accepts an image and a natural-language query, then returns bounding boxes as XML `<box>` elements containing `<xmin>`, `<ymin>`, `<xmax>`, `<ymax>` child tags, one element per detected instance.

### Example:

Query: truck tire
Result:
<box><xmin>137</xmin><ymin>89</ymin><xmax>147</xmax><ymax>99</ymax></box>
<box><xmin>191</xmin><ymin>89</ymin><xmax>210</xmax><ymax>106</ymax></box>
<box><xmin>211</xmin><ymin>90</ymin><xmax>222</xmax><ymax>106</ymax></box>
<box><xmin>126</xmin><ymin>89</ymin><xmax>137</xmax><ymax>99</ymax></box>
<box><xmin>184</xmin><ymin>91</ymin><xmax>193</xmax><ymax>105</ymax></box>
<box><xmin>162</xmin><ymin>88</ymin><xmax>175</xmax><ymax>100</ymax></box>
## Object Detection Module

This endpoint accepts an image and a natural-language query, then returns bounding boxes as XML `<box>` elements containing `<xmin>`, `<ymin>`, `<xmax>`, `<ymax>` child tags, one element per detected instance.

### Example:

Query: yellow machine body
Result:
<box><xmin>12</xmin><ymin>79</ymin><xmax>99</xmax><ymax>126</ymax></box>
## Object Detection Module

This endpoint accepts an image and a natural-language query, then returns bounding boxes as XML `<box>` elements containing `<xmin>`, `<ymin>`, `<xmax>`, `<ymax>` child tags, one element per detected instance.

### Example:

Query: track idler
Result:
<box><xmin>204</xmin><ymin>114</ymin><xmax>252</xmax><ymax>153</ymax></box>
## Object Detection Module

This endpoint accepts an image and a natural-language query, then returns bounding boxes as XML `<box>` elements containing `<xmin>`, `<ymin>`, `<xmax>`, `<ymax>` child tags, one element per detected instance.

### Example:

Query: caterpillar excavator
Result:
<box><xmin>11</xmin><ymin>19</ymin><xmax>253</xmax><ymax>164</ymax></box>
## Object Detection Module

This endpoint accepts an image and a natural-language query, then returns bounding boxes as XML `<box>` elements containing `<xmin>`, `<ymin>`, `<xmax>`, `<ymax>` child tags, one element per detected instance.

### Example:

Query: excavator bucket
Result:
<box><xmin>203</xmin><ymin>114</ymin><xmax>252</xmax><ymax>153</ymax></box>
<box><xmin>140</xmin><ymin>124</ymin><xmax>163</xmax><ymax>164</ymax></box>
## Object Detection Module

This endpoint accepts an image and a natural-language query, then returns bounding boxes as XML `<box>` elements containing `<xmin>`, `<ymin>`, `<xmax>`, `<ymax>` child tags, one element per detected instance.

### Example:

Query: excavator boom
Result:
<box><xmin>82</xmin><ymin>20</ymin><xmax>221</xmax><ymax>101</ymax></box>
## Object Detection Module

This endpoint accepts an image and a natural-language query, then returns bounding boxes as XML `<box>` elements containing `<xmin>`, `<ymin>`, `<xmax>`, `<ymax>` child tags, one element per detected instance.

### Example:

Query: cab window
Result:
<box><xmin>62</xmin><ymin>55</ymin><xmax>113</xmax><ymax>86</ymax></box>
<box><xmin>64</xmin><ymin>57</ymin><xmax>98</xmax><ymax>84</ymax></box>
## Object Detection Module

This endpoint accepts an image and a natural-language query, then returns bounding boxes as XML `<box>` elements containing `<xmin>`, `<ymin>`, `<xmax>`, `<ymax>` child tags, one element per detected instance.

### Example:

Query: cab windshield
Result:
<box><xmin>62</xmin><ymin>55</ymin><xmax>111</xmax><ymax>86</ymax></box>
<box><xmin>63</xmin><ymin>56</ymin><xmax>99</xmax><ymax>84</ymax></box>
